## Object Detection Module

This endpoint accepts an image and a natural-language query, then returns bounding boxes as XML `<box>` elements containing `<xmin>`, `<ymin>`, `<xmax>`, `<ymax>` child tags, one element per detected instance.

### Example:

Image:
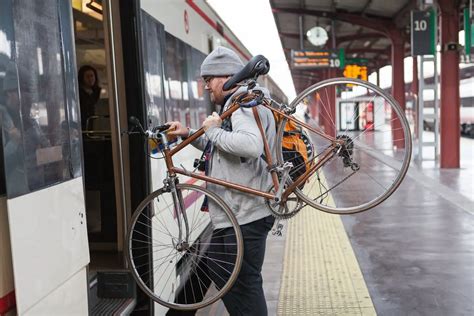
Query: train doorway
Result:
<box><xmin>71</xmin><ymin>0</ymin><xmax>131</xmax><ymax>300</ymax></box>
<box><xmin>339</xmin><ymin>101</ymin><xmax>360</xmax><ymax>131</ymax></box>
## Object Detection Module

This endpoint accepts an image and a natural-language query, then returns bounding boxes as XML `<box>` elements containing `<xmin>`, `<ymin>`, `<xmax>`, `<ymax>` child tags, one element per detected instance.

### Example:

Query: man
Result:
<box><xmin>166</xmin><ymin>46</ymin><xmax>276</xmax><ymax>315</ymax></box>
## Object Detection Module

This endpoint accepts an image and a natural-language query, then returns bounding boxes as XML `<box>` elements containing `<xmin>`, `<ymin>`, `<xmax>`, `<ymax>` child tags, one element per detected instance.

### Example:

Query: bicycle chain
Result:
<box><xmin>267</xmin><ymin>145</ymin><xmax>333</xmax><ymax>220</ymax></box>
<box><xmin>267</xmin><ymin>199</ymin><xmax>306</xmax><ymax>220</ymax></box>
<box><xmin>268</xmin><ymin>139</ymin><xmax>359</xmax><ymax>218</ymax></box>
<box><xmin>313</xmin><ymin>168</ymin><xmax>357</xmax><ymax>203</ymax></box>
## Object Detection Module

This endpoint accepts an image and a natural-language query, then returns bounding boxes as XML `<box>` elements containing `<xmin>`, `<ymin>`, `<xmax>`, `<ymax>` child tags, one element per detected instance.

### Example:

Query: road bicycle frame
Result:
<box><xmin>159</xmin><ymin>92</ymin><xmax>345</xmax><ymax>205</ymax></box>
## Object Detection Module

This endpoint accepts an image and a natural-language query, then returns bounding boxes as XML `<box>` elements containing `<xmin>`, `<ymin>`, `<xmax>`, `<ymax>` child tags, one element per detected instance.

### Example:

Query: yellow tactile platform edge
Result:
<box><xmin>277</xmin><ymin>194</ymin><xmax>377</xmax><ymax>315</ymax></box>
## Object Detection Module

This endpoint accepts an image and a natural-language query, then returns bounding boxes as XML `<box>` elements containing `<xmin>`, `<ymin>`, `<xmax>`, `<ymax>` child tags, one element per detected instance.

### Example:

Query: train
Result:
<box><xmin>0</xmin><ymin>0</ymin><xmax>287</xmax><ymax>315</ymax></box>
<box><xmin>422</xmin><ymin>94</ymin><xmax>474</xmax><ymax>138</ymax></box>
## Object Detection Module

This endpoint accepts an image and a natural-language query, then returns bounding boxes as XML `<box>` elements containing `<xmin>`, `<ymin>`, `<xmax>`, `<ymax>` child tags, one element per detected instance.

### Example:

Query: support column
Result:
<box><xmin>317</xmin><ymin>69</ymin><xmax>337</xmax><ymax>137</ymax></box>
<box><xmin>412</xmin><ymin>56</ymin><xmax>419</xmax><ymax>96</ymax></box>
<box><xmin>439</xmin><ymin>0</ymin><xmax>460</xmax><ymax>168</ymax></box>
<box><xmin>376</xmin><ymin>68</ymin><xmax>380</xmax><ymax>87</ymax></box>
<box><xmin>412</xmin><ymin>56</ymin><xmax>419</xmax><ymax>136</ymax></box>
<box><xmin>326</xmin><ymin>68</ymin><xmax>337</xmax><ymax>137</ymax></box>
<box><xmin>318</xmin><ymin>70</ymin><xmax>327</xmax><ymax>130</ymax></box>
<box><xmin>390</xmin><ymin>31</ymin><xmax>406</xmax><ymax>148</ymax></box>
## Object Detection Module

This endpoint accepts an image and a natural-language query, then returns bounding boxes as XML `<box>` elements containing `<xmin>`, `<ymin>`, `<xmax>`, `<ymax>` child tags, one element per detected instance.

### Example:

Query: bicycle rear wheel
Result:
<box><xmin>275</xmin><ymin>78</ymin><xmax>412</xmax><ymax>214</ymax></box>
<box><xmin>126</xmin><ymin>183</ymin><xmax>243</xmax><ymax>310</ymax></box>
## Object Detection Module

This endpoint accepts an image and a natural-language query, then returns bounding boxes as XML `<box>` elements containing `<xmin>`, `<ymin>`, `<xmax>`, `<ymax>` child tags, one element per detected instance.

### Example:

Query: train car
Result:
<box><xmin>421</xmin><ymin>77</ymin><xmax>474</xmax><ymax>138</ymax></box>
<box><xmin>0</xmin><ymin>0</ymin><xmax>288</xmax><ymax>315</ymax></box>
<box><xmin>459</xmin><ymin>77</ymin><xmax>473</xmax><ymax>138</ymax></box>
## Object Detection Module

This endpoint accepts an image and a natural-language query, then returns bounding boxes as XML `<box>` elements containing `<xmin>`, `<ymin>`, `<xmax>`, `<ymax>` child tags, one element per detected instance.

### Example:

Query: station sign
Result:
<box><xmin>343</xmin><ymin>65</ymin><xmax>368</xmax><ymax>81</ymax></box>
<box><xmin>345</xmin><ymin>58</ymin><xmax>368</xmax><ymax>66</ymax></box>
<box><xmin>411</xmin><ymin>9</ymin><xmax>436</xmax><ymax>56</ymax></box>
<box><xmin>291</xmin><ymin>49</ymin><xmax>345</xmax><ymax>69</ymax></box>
<box><xmin>464</xmin><ymin>8</ymin><xmax>474</xmax><ymax>56</ymax></box>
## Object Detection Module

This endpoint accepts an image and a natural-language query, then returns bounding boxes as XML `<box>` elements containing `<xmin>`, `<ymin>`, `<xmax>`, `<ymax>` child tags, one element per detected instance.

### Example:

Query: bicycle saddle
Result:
<box><xmin>223</xmin><ymin>55</ymin><xmax>270</xmax><ymax>91</ymax></box>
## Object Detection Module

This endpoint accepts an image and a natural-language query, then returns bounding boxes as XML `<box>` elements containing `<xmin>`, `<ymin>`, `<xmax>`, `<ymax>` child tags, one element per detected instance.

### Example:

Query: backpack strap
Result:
<box><xmin>251</xmin><ymin>107</ymin><xmax>280</xmax><ymax>189</ymax></box>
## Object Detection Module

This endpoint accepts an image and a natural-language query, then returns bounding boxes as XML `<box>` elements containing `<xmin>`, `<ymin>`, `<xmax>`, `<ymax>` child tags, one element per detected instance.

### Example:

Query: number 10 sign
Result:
<box><xmin>411</xmin><ymin>9</ymin><xmax>436</xmax><ymax>56</ymax></box>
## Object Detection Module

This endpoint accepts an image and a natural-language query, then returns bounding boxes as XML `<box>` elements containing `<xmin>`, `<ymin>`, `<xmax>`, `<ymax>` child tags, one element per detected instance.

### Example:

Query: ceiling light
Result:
<box><xmin>86</xmin><ymin>0</ymin><xmax>103</xmax><ymax>15</ymax></box>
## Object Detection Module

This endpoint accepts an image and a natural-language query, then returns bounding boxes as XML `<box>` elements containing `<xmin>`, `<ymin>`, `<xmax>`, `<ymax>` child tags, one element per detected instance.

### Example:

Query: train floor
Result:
<box><xmin>197</xmin><ymin>135</ymin><xmax>474</xmax><ymax>316</ymax></box>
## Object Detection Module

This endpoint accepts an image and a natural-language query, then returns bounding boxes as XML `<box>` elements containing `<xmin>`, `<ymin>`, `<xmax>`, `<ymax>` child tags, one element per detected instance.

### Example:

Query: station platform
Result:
<box><xmin>198</xmin><ymin>135</ymin><xmax>474</xmax><ymax>316</ymax></box>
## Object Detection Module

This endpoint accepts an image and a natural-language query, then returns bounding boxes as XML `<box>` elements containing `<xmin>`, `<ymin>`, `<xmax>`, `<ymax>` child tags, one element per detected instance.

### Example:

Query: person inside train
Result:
<box><xmin>78</xmin><ymin>65</ymin><xmax>101</xmax><ymax>130</ymax></box>
<box><xmin>166</xmin><ymin>46</ymin><xmax>276</xmax><ymax>316</ymax></box>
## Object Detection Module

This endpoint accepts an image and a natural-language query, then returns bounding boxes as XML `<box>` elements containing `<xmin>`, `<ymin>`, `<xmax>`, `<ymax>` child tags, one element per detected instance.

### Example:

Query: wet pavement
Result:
<box><xmin>197</xmin><ymin>130</ymin><xmax>473</xmax><ymax>315</ymax></box>
<box><xmin>341</xmin><ymin>145</ymin><xmax>474</xmax><ymax>315</ymax></box>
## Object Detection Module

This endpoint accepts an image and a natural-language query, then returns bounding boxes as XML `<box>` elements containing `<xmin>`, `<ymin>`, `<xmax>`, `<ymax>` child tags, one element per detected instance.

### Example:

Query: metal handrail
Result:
<box><xmin>84</xmin><ymin>115</ymin><xmax>112</xmax><ymax>140</ymax></box>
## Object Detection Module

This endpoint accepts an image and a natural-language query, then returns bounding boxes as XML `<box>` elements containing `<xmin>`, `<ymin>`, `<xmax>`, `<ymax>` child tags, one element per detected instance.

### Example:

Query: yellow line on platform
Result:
<box><xmin>277</xmin><ymin>193</ymin><xmax>377</xmax><ymax>315</ymax></box>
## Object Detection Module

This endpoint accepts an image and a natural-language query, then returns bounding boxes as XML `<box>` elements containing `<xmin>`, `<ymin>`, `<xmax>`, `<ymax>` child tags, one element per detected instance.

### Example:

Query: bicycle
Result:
<box><xmin>126</xmin><ymin>55</ymin><xmax>412</xmax><ymax>310</ymax></box>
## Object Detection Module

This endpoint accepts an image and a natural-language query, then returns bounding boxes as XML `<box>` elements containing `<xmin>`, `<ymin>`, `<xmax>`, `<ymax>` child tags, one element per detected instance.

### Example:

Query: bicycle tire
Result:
<box><xmin>126</xmin><ymin>183</ymin><xmax>244</xmax><ymax>310</ymax></box>
<box><xmin>275</xmin><ymin>77</ymin><xmax>412</xmax><ymax>214</ymax></box>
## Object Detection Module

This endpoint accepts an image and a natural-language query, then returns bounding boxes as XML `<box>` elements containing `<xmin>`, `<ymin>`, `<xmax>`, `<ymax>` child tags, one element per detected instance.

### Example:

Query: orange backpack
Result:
<box><xmin>274</xmin><ymin>112</ymin><xmax>314</xmax><ymax>183</ymax></box>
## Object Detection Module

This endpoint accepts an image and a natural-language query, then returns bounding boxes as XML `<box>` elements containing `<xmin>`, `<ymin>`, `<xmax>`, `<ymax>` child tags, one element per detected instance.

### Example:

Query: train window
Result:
<box><xmin>188</xmin><ymin>48</ymin><xmax>209</xmax><ymax>129</ymax></box>
<box><xmin>138</xmin><ymin>11</ymin><xmax>209</xmax><ymax>131</ymax></box>
<box><xmin>58</xmin><ymin>0</ymin><xmax>82</xmax><ymax>180</ymax></box>
<box><xmin>1</xmin><ymin>0</ymin><xmax>80</xmax><ymax>197</ymax></box>
<box><xmin>164</xmin><ymin>33</ymin><xmax>189</xmax><ymax>127</ymax></box>
<box><xmin>0</xmin><ymin>139</ymin><xmax>6</xmax><ymax>196</ymax></box>
<box><xmin>0</xmin><ymin>0</ymin><xmax>15</xmax><ymax>197</ymax></box>
<box><xmin>140</xmin><ymin>11</ymin><xmax>166</xmax><ymax>128</ymax></box>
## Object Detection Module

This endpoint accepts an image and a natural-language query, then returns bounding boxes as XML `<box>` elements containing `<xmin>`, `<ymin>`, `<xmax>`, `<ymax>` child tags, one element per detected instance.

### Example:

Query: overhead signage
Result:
<box><xmin>343</xmin><ymin>65</ymin><xmax>368</xmax><ymax>81</ymax></box>
<box><xmin>411</xmin><ymin>9</ymin><xmax>436</xmax><ymax>56</ymax></box>
<box><xmin>345</xmin><ymin>58</ymin><xmax>368</xmax><ymax>66</ymax></box>
<box><xmin>291</xmin><ymin>49</ymin><xmax>345</xmax><ymax>69</ymax></box>
<box><xmin>464</xmin><ymin>8</ymin><xmax>474</xmax><ymax>56</ymax></box>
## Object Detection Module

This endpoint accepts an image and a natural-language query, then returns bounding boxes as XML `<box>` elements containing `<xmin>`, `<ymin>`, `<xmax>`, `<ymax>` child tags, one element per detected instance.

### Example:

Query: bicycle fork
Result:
<box><xmin>166</xmin><ymin>177</ymin><xmax>190</xmax><ymax>252</ymax></box>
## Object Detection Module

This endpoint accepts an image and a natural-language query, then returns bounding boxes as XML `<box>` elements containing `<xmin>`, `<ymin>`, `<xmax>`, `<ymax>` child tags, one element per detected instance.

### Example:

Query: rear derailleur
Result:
<box><xmin>335</xmin><ymin>135</ymin><xmax>360</xmax><ymax>171</ymax></box>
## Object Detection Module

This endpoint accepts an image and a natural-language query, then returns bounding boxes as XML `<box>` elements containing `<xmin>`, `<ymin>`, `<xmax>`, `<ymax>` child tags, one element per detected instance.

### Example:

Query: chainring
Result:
<box><xmin>265</xmin><ymin>185</ymin><xmax>306</xmax><ymax>219</ymax></box>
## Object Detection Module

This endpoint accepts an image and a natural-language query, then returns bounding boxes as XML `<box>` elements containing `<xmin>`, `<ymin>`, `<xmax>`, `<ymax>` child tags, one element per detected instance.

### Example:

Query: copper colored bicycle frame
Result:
<box><xmin>162</xmin><ymin>95</ymin><xmax>343</xmax><ymax>203</ymax></box>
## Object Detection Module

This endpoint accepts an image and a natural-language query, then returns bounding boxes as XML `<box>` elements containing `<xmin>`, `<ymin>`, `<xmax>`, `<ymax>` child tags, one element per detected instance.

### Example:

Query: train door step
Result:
<box><xmin>91</xmin><ymin>298</ymin><xmax>136</xmax><ymax>316</ymax></box>
<box><xmin>89</xmin><ymin>271</ymin><xmax>136</xmax><ymax>315</ymax></box>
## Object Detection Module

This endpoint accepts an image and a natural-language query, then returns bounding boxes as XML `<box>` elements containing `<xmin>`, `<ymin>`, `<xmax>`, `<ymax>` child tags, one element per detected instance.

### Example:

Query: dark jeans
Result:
<box><xmin>207</xmin><ymin>215</ymin><xmax>275</xmax><ymax>316</ymax></box>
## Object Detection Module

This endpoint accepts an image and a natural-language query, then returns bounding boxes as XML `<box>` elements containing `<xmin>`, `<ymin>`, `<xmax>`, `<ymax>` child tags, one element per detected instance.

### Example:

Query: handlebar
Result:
<box><xmin>128</xmin><ymin>116</ymin><xmax>179</xmax><ymax>153</ymax></box>
<box><xmin>152</xmin><ymin>124</ymin><xmax>171</xmax><ymax>133</ymax></box>
<box><xmin>128</xmin><ymin>116</ymin><xmax>170</xmax><ymax>139</ymax></box>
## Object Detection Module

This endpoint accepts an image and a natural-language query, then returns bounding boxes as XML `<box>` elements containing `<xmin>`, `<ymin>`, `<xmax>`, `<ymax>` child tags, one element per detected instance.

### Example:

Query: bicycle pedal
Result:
<box><xmin>272</xmin><ymin>223</ymin><xmax>284</xmax><ymax>237</ymax></box>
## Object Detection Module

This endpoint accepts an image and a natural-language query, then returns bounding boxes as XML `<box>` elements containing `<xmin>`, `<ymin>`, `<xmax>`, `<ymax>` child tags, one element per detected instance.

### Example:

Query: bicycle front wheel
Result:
<box><xmin>276</xmin><ymin>78</ymin><xmax>412</xmax><ymax>214</ymax></box>
<box><xmin>126</xmin><ymin>183</ymin><xmax>243</xmax><ymax>311</ymax></box>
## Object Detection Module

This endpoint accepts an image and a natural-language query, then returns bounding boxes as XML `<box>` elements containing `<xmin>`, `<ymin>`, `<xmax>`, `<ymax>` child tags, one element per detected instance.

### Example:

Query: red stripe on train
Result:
<box><xmin>185</xmin><ymin>0</ymin><xmax>250</xmax><ymax>61</ymax></box>
<box><xmin>0</xmin><ymin>291</ymin><xmax>15</xmax><ymax>315</ymax></box>
<box><xmin>185</xmin><ymin>177</ymin><xmax>199</xmax><ymax>185</ymax></box>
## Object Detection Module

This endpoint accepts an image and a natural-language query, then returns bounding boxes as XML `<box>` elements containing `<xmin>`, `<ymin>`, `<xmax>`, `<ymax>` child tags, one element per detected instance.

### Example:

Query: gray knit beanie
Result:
<box><xmin>200</xmin><ymin>46</ymin><xmax>244</xmax><ymax>77</ymax></box>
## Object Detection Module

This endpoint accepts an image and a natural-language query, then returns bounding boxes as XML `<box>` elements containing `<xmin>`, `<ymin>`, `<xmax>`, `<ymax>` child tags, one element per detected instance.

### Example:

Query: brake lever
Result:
<box><xmin>121</xmin><ymin>130</ymin><xmax>142</xmax><ymax>136</ymax></box>
<box><xmin>152</xmin><ymin>124</ymin><xmax>171</xmax><ymax>133</ymax></box>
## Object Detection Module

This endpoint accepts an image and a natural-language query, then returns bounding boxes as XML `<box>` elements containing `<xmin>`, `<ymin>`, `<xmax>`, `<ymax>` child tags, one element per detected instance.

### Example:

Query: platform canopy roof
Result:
<box><xmin>270</xmin><ymin>0</ymin><xmax>416</xmax><ymax>92</ymax></box>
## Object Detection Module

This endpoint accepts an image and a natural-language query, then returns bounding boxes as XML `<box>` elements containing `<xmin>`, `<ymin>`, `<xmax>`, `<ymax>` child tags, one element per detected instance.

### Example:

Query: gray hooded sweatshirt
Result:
<box><xmin>190</xmin><ymin>86</ymin><xmax>276</xmax><ymax>229</ymax></box>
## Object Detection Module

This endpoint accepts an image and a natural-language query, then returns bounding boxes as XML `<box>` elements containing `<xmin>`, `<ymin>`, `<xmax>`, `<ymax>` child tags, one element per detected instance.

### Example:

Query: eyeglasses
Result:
<box><xmin>203</xmin><ymin>76</ymin><xmax>229</xmax><ymax>87</ymax></box>
<box><xmin>203</xmin><ymin>76</ymin><xmax>215</xmax><ymax>85</ymax></box>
